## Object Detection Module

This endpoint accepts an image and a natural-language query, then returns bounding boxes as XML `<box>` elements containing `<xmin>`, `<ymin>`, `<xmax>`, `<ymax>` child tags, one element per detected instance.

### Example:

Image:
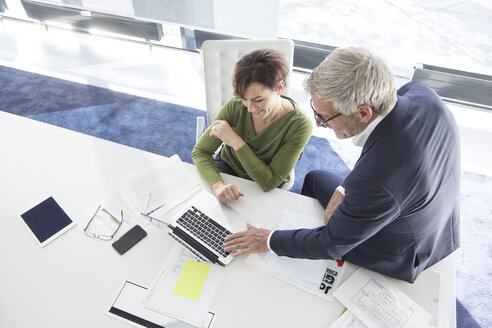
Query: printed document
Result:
<box><xmin>334</xmin><ymin>268</ymin><xmax>433</xmax><ymax>328</ymax></box>
<box><xmin>328</xmin><ymin>310</ymin><xmax>367</xmax><ymax>328</ymax></box>
<box><xmin>119</xmin><ymin>155</ymin><xmax>202</xmax><ymax>218</ymax></box>
<box><xmin>262</xmin><ymin>210</ymin><xmax>346</xmax><ymax>300</ymax></box>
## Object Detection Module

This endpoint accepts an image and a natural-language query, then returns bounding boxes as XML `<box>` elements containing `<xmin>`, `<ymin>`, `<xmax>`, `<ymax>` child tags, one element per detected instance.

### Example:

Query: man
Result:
<box><xmin>224</xmin><ymin>47</ymin><xmax>460</xmax><ymax>283</ymax></box>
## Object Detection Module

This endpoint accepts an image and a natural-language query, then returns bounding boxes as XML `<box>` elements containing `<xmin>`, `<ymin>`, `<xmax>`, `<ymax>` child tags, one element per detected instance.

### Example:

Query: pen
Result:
<box><xmin>143</xmin><ymin>192</ymin><xmax>151</xmax><ymax>214</ymax></box>
<box><xmin>145</xmin><ymin>184</ymin><xmax>202</xmax><ymax>216</ymax></box>
<box><xmin>140</xmin><ymin>212</ymin><xmax>172</xmax><ymax>229</ymax></box>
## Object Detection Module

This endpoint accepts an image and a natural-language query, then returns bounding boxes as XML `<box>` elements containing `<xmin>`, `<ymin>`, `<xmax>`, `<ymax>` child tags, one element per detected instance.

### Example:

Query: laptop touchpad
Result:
<box><xmin>210</xmin><ymin>202</ymin><xmax>250</xmax><ymax>233</ymax></box>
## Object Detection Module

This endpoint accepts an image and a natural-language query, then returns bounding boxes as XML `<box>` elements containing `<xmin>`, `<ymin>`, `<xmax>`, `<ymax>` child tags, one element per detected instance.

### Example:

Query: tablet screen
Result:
<box><xmin>20</xmin><ymin>196</ymin><xmax>75</xmax><ymax>247</ymax></box>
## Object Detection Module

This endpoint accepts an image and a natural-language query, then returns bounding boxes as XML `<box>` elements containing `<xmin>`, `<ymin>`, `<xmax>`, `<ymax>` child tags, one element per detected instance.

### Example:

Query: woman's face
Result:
<box><xmin>241</xmin><ymin>82</ymin><xmax>282</xmax><ymax>120</ymax></box>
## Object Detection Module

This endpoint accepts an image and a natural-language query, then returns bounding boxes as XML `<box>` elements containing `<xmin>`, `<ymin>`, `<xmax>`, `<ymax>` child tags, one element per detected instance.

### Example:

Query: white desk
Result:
<box><xmin>0</xmin><ymin>112</ymin><xmax>55</xmax><ymax>184</ymax></box>
<box><xmin>0</xmin><ymin>111</ymin><xmax>456</xmax><ymax>327</ymax></box>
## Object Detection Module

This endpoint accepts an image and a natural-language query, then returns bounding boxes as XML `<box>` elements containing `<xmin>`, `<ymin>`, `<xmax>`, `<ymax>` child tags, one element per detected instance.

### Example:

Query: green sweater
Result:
<box><xmin>192</xmin><ymin>96</ymin><xmax>313</xmax><ymax>192</ymax></box>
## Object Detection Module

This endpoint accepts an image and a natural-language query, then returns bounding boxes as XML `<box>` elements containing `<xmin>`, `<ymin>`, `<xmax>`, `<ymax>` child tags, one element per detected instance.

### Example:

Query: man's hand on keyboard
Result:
<box><xmin>223</xmin><ymin>223</ymin><xmax>270</xmax><ymax>257</ymax></box>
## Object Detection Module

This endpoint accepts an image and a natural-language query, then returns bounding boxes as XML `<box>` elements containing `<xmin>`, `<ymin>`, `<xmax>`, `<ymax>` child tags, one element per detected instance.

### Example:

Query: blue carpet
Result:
<box><xmin>0</xmin><ymin>65</ymin><xmax>350</xmax><ymax>193</ymax></box>
<box><xmin>1</xmin><ymin>65</ymin><xmax>491</xmax><ymax>327</ymax></box>
<box><xmin>456</xmin><ymin>171</ymin><xmax>492</xmax><ymax>327</ymax></box>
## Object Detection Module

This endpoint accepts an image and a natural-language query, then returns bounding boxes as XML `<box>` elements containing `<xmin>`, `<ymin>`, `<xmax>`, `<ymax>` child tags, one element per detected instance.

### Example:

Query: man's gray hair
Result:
<box><xmin>304</xmin><ymin>47</ymin><xmax>397</xmax><ymax>115</ymax></box>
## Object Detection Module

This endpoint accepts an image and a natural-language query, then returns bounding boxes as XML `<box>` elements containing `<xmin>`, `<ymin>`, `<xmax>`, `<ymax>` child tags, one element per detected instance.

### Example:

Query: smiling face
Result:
<box><xmin>241</xmin><ymin>82</ymin><xmax>282</xmax><ymax>121</ymax></box>
<box><xmin>311</xmin><ymin>93</ymin><xmax>368</xmax><ymax>139</ymax></box>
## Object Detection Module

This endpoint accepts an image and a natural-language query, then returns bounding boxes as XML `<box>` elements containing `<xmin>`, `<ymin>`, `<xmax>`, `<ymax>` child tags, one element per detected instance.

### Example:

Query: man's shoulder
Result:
<box><xmin>396</xmin><ymin>81</ymin><xmax>452</xmax><ymax>122</ymax></box>
<box><xmin>397</xmin><ymin>81</ymin><xmax>440</xmax><ymax>101</ymax></box>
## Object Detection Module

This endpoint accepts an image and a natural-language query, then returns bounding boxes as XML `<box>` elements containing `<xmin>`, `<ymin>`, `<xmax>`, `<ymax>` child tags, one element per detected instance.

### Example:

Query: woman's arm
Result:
<box><xmin>235</xmin><ymin>118</ymin><xmax>312</xmax><ymax>192</ymax></box>
<box><xmin>192</xmin><ymin>99</ymin><xmax>239</xmax><ymax>186</ymax></box>
<box><xmin>192</xmin><ymin>99</ymin><xmax>245</xmax><ymax>201</ymax></box>
<box><xmin>191</xmin><ymin>129</ymin><xmax>223</xmax><ymax>187</ymax></box>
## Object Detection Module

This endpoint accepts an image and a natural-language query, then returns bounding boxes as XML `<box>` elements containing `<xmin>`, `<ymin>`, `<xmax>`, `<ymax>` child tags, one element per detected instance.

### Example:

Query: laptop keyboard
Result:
<box><xmin>176</xmin><ymin>206</ymin><xmax>232</xmax><ymax>257</ymax></box>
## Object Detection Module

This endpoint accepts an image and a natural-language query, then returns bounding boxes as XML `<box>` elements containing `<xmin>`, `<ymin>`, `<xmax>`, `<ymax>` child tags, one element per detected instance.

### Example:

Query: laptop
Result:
<box><xmin>143</xmin><ymin>193</ymin><xmax>249</xmax><ymax>266</ymax></box>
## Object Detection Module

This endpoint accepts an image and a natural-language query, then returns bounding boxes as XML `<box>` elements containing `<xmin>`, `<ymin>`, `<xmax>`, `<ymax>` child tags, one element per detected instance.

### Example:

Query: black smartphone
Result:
<box><xmin>112</xmin><ymin>225</ymin><xmax>147</xmax><ymax>255</ymax></box>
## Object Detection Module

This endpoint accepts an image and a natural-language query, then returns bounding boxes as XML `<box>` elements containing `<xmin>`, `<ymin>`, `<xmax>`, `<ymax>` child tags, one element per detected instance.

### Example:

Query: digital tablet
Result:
<box><xmin>20</xmin><ymin>196</ymin><xmax>76</xmax><ymax>247</ymax></box>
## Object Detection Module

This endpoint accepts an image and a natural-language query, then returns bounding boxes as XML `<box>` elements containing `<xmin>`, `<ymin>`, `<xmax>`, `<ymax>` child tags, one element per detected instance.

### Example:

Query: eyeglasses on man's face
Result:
<box><xmin>310</xmin><ymin>99</ymin><xmax>342</xmax><ymax>127</ymax></box>
<box><xmin>84</xmin><ymin>205</ymin><xmax>123</xmax><ymax>241</ymax></box>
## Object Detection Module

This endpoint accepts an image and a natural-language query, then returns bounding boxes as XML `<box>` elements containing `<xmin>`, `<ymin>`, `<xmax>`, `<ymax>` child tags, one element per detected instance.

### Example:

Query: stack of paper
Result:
<box><xmin>329</xmin><ymin>310</ymin><xmax>367</xmax><ymax>328</ymax></box>
<box><xmin>261</xmin><ymin>210</ymin><xmax>346</xmax><ymax>301</ymax></box>
<box><xmin>330</xmin><ymin>268</ymin><xmax>433</xmax><ymax>328</ymax></box>
<box><xmin>118</xmin><ymin>155</ymin><xmax>202</xmax><ymax>219</ymax></box>
<box><xmin>107</xmin><ymin>244</ymin><xmax>223</xmax><ymax>328</ymax></box>
<box><xmin>144</xmin><ymin>245</ymin><xmax>225</xmax><ymax>327</ymax></box>
<box><xmin>107</xmin><ymin>280</ymin><xmax>216</xmax><ymax>328</ymax></box>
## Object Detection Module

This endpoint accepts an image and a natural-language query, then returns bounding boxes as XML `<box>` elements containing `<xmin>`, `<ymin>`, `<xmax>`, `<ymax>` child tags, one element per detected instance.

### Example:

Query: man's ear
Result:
<box><xmin>358</xmin><ymin>105</ymin><xmax>374</xmax><ymax>123</ymax></box>
<box><xmin>276</xmin><ymin>80</ymin><xmax>285</xmax><ymax>95</ymax></box>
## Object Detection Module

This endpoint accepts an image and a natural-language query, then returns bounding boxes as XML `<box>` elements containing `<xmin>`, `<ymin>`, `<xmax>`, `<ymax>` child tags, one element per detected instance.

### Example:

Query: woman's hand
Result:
<box><xmin>212</xmin><ymin>181</ymin><xmax>244</xmax><ymax>202</ymax></box>
<box><xmin>209</xmin><ymin>120</ymin><xmax>245</xmax><ymax>151</ymax></box>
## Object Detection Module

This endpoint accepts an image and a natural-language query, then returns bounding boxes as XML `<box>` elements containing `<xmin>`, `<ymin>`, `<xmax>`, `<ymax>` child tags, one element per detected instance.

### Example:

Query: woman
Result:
<box><xmin>192</xmin><ymin>49</ymin><xmax>312</xmax><ymax>202</ymax></box>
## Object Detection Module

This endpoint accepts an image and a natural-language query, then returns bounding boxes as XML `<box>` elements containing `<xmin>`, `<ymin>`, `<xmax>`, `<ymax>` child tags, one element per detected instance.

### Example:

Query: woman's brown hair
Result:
<box><xmin>232</xmin><ymin>49</ymin><xmax>288</xmax><ymax>98</ymax></box>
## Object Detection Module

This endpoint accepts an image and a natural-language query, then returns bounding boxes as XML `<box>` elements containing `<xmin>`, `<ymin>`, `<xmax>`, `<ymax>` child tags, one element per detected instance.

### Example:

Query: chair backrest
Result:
<box><xmin>202</xmin><ymin>39</ymin><xmax>294</xmax><ymax>126</ymax></box>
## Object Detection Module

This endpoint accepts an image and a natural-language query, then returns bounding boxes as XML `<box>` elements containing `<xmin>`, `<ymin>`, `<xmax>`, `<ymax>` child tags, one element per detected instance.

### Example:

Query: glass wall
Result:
<box><xmin>278</xmin><ymin>0</ymin><xmax>492</xmax><ymax>78</ymax></box>
<box><xmin>2</xmin><ymin>0</ymin><xmax>491</xmax><ymax>78</ymax></box>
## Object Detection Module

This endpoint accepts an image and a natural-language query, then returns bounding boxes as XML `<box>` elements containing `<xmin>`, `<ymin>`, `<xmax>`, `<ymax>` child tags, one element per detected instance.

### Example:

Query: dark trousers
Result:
<box><xmin>214</xmin><ymin>152</ymin><xmax>237</xmax><ymax>176</ymax></box>
<box><xmin>301</xmin><ymin>170</ymin><xmax>344</xmax><ymax>208</ymax></box>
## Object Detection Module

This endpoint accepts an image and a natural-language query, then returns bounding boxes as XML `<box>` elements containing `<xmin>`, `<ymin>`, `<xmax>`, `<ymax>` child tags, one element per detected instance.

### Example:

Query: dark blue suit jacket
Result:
<box><xmin>271</xmin><ymin>82</ymin><xmax>461</xmax><ymax>282</ymax></box>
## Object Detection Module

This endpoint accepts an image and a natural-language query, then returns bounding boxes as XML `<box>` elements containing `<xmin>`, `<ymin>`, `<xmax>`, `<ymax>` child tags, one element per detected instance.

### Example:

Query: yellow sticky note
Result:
<box><xmin>172</xmin><ymin>259</ymin><xmax>211</xmax><ymax>301</ymax></box>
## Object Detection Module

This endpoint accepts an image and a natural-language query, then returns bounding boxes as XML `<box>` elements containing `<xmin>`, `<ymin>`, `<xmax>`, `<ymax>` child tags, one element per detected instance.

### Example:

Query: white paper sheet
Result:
<box><xmin>329</xmin><ymin>310</ymin><xmax>368</xmax><ymax>328</ymax></box>
<box><xmin>334</xmin><ymin>268</ymin><xmax>433</xmax><ymax>328</ymax></box>
<box><xmin>106</xmin><ymin>280</ymin><xmax>216</xmax><ymax>328</ymax></box>
<box><xmin>119</xmin><ymin>155</ymin><xmax>201</xmax><ymax>218</ymax></box>
<box><xmin>261</xmin><ymin>210</ymin><xmax>346</xmax><ymax>301</ymax></box>
<box><xmin>262</xmin><ymin>210</ymin><xmax>325</xmax><ymax>283</ymax></box>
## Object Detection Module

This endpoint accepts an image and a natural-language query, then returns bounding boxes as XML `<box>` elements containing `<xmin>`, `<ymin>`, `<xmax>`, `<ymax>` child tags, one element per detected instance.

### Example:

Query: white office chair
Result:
<box><xmin>197</xmin><ymin>39</ymin><xmax>296</xmax><ymax>190</ymax></box>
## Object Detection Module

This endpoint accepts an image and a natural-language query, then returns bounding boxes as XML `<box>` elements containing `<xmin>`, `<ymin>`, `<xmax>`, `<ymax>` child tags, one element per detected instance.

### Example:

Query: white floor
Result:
<box><xmin>1</xmin><ymin>17</ymin><xmax>491</xmax><ymax>176</ymax></box>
